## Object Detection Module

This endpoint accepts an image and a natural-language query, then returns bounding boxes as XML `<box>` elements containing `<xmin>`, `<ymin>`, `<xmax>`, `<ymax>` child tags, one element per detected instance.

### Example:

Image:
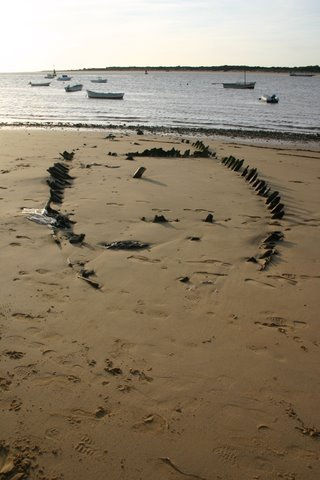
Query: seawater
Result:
<box><xmin>0</xmin><ymin>71</ymin><xmax>319</xmax><ymax>134</ymax></box>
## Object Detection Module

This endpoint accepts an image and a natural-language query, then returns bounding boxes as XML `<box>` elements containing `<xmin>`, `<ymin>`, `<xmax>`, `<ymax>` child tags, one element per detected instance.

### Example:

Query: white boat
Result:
<box><xmin>29</xmin><ymin>81</ymin><xmax>51</xmax><ymax>87</ymax></box>
<box><xmin>259</xmin><ymin>94</ymin><xmax>279</xmax><ymax>104</ymax></box>
<box><xmin>90</xmin><ymin>77</ymin><xmax>107</xmax><ymax>83</ymax></box>
<box><xmin>57</xmin><ymin>74</ymin><xmax>72</xmax><ymax>81</ymax></box>
<box><xmin>65</xmin><ymin>84</ymin><xmax>83</xmax><ymax>92</ymax></box>
<box><xmin>87</xmin><ymin>90</ymin><xmax>124</xmax><ymax>99</ymax></box>
<box><xmin>223</xmin><ymin>70</ymin><xmax>255</xmax><ymax>89</ymax></box>
<box><xmin>45</xmin><ymin>69</ymin><xmax>56</xmax><ymax>79</ymax></box>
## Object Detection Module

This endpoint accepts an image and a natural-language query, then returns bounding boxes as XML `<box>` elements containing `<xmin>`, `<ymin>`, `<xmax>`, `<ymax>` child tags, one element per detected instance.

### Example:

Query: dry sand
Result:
<box><xmin>0</xmin><ymin>128</ymin><xmax>319</xmax><ymax>480</ymax></box>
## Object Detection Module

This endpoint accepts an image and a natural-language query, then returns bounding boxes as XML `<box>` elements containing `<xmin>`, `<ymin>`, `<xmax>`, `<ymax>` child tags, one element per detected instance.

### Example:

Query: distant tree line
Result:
<box><xmin>81</xmin><ymin>65</ymin><xmax>320</xmax><ymax>73</ymax></box>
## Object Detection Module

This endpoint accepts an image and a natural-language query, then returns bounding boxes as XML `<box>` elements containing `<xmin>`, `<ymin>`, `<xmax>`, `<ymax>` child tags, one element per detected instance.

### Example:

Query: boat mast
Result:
<box><xmin>244</xmin><ymin>69</ymin><xmax>246</xmax><ymax>84</ymax></box>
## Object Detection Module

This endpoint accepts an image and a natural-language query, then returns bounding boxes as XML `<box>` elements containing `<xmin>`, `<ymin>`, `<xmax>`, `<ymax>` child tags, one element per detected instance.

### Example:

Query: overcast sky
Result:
<box><xmin>1</xmin><ymin>0</ymin><xmax>319</xmax><ymax>72</ymax></box>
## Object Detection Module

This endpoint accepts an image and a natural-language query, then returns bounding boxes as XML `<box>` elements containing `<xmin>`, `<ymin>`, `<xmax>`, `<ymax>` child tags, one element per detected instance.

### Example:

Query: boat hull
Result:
<box><xmin>91</xmin><ymin>79</ymin><xmax>107</xmax><ymax>83</ymax></box>
<box><xmin>65</xmin><ymin>84</ymin><xmax>83</xmax><ymax>92</ymax></box>
<box><xmin>223</xmin><ymin>82</ymin><xmax>256</xmax><ymax>89</ymax></box>
<box><xmin>29</xmin><ymin>82</ymin><xmax>51</xmax><ymax>87</ymax></box>
<box><xmin>290</xmin><ymin>73</ymin><xmax>314</xmax><ymax>77</ymax></box>
<box><xmin>87</xmin><ymin>90</ymin><xmax>124</xmax><ymax>99</ymax></box>
<box><xmin>57</xmin><ymin>76</ymin><xmax>72</xmax><ymax>81</ymax></box>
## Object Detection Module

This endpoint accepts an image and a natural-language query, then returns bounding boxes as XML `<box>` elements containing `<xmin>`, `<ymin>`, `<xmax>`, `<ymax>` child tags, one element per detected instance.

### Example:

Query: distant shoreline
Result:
<box><xmin>1</xmin><ymin>66</ymin><xmax>319</xmax><ymax>75</ymax></box>
<box><xmin>78</xmin><ymin>65</ymin><xmax>320</xmax><ymax>74</ymax></box>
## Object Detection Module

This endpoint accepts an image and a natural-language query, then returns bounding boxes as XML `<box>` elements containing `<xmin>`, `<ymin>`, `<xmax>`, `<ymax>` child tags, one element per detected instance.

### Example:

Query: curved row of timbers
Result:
<box><xmin>44</xmin><ymin>151</ymin><xmax>101</xmax><ymax>288</ymax></box>
<box><xmin>41</xmin><ymin>141</ymin><xmax>284</xmax><ymax>282</ymax></box>
<box><xmin>220</xmin><ymin>153</ymin><xmax>285</xmax><ymax>270</ymax></box>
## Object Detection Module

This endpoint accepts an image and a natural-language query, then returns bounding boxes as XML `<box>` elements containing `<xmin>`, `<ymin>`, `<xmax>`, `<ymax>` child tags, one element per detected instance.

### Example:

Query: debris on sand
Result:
<box><xmin>187</xmin><ymin>236</ymin><xmax>201</xmax><ymax>241</ymax></box>
<box><xmin>203</xmin><ymin>213</ymin><xmax>214</xmax><ymax>223</ymax></box>
<box><xmin>153</xmin><ymin>215</ymin><xmax>168</xmax><ymax>223</ymax></box>
<box><xmin>105</xmin><ymin>359</ymin><xmax>122</xmax><ymax>375</ymax></box>
<box><xmin>68</xmin><ymin>233</ymin><xmax>85</xmax><ymax>245</ymax></box>
<box><xmin>247</xmin><ymin>231</ymin><xmax>284</xmax><ymax>270</ymax></box>
<box><xmin>98</xmin><ymin>240</ymin><xmax>150</xmax><ymax>250</ymax></box>
<box><xmin>160</xmin><ymin>457</ymin><xmax>207</xmax><ymax>480</ymax></box>
<box><xmin>59</xmin><ymin>150</ymin><xmax>75</xmax><ymax>161</ymax></box>
<box><xmin>178</xmin><ymin>276</ymin><xmax>190</xmax><ymax>283</ymax></box>
<box><xmin>261</xmin><ymin>231</ymin><xmax>284</xmax><ymax>248</ymax></box>
<box><xmin>133</xmin><ymin>166</ymin><xmax>146</xmax><ymax>178</ymax></box>
<box><xmin>128</xmin><ymin>145</ymin><xmax>215</xmax><ymax>159</ymax></box>
<box><xmin>77</xmin><ymin>274</ymin><xmax>101</xmax><ymax>289</ymax></box>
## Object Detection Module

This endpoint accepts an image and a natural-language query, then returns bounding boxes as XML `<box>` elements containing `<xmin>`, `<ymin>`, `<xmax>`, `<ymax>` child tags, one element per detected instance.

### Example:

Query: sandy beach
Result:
<box><xmin>0</xmin><ymin>127</ymin><xmax>319</xmax><ymax>480</ymax></box>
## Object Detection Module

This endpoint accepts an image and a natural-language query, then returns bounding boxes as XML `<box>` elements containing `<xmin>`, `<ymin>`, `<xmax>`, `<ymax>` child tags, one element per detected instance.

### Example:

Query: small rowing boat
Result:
<box><xmin>90</xmin><ymin>77</ymin><xmax>108</xmax><ymax>83</ymax></box>
<box><xmin>87</xmin><ymin>90</ymin><xmax>124</xmax><ymax>99</ymax></box>
<box><xmin>57</xmin><ymin>74</ymin><xmax>72</xmax><ymax>81</ymax></box>
<box><xmin>29</xmin><ymin>81</ymin><xmax>51</xmax><ymax>87</ymax></box>
<box><xmin>65</xmin><ymin>84</ymin><xmax>83</xmax><ymax>92</ymax></box>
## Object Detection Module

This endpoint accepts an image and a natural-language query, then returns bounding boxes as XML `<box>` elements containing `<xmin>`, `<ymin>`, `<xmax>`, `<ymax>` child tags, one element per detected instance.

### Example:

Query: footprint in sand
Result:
<box><xmin>132</xmin><ymin>414</ymin><xmax>168</xmax><ymax>433</ymax></box>
<box><xmin>256</xmin><ymin>316</ymin><xmax>308</xmax><ymax>343</ymax></box>
<box><xmin>45</xmin><ymin>427</ymin><xmax>60</xmax><ymax>440</ymax></box>
<box><xmin>35</xmin><ymin>268</ymin><xmax>50</xmax><ymax>274</ymax></box>
<box><xmin>14</xmin><ymin>364</ymin><xmax>38</xmax><ymax>380</ymax></box>
<box><xmin>213</xmin><ymin>446</ymin><xmax>238</xmax><ymax>466</ymax></box>
<box><xmin>4</xmin><ymin>351</ymin><xmax>25</xmax><ymax>360</ymax></box>
<box><xmin>110</xmin><ymin>339</ymin><xmax>135</xmax><ymax>358</ymax></box>
<box><xmin>75</xmin><ymin>435</ymin><xmax>101</xmax><ymax>459</ymax></box>
<box><xmin>0</xmin><ymin>303</ymin><xmax>12</xmax><ymax>317</ymax></box>
<box><xmin>9</xmin><ymin>398</ymin><xmax>22</xmax><ymax>412</ymax></box>
<box><xmin>0</xmin><ymin>376</ymin><xmax>12</xmax><ymax>391</ymax></box>
<box><xmin>255</xmin><ymin>317</ymin><xmax>288</xmax><ymax>333</ymax></box>
<box><xmin>12</xmin><ymin>312</ymin><xmax>44</xmax><ymax>320</ymax></box>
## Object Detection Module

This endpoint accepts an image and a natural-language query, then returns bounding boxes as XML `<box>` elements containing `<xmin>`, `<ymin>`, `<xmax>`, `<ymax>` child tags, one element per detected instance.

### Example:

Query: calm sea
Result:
<box><xmin>0</xmin><ymin>71</ymin><xmax>319</xmax><ymax>134</ymax></box>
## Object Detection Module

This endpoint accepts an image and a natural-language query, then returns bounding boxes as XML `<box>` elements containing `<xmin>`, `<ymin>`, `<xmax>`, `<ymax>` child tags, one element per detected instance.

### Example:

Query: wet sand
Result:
<box><xmin>0</xmin><ymin>128</ymin><xmax>320</xmax><ymax>480</ymax></box>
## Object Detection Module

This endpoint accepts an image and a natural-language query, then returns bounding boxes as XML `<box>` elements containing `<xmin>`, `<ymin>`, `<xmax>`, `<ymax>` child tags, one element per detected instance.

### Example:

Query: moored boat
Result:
<box><xmin>290</xmin><ymin>72</ymin><xmax>314</xmax><ymax>77</ymax></box>
<box><xmin>57</xmin><ymin>74</ymin><xmax>72</xmax><ymax>81</ymax></box>
<box><xmin>259</xmin><ymin>94</ymin><xmax>279</xmax><ymax>104</ymax></box>
<box><xmin>45</xmin><ymin>68</ymin><xmax>56</xmax><ymax>79</ymax></box>
<box><xmin>223</xmin><ymin>81</ymin><xmax>256</xmax><ymax>89</ymax></box>
<box><xmin>29</xmin><ymin>81</ymin><xmax>51</xmax><ymax>87</ymax></box>
<box><xmin>65</xmin><ymin>84</ymin><xmax>83</xmax><ymax>92</ymax></box>
<box><xmin>90</xmin><ymin>77</ymin><xmax>107</xmax><ymax>83</ymax></box>
<box><xmin>223</xmin><ymin>70</ymin><xmax>255</xmax><ymax>89</ymax></box>
<box><xmin>87</xmin><ymin>90</ymin><xmax>124</xmax><ymax>99</ymax></box>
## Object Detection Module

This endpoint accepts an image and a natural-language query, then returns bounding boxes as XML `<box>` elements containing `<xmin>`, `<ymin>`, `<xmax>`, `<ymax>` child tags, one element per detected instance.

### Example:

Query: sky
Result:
<box><xmin>1</xmin><ymin>0</ymin><xmax>319</xmax><ymax>72</ymax></box>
